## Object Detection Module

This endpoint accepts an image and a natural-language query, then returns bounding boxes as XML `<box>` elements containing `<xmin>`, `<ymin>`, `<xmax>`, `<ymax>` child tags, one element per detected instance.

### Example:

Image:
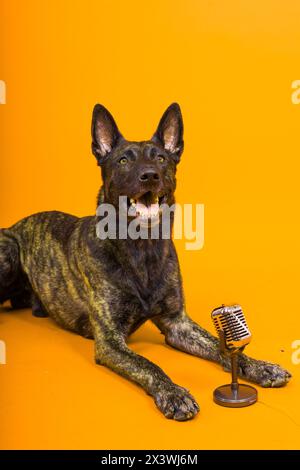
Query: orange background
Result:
<box><xmin>1</xmin><ymin>0</ymin><xmax>300</xmax><ymax>449</ymax></box>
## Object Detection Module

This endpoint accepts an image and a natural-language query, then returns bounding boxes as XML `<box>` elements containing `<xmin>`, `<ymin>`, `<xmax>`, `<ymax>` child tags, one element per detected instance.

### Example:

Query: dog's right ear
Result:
<box><xmin>91</xmin><ymin>104</ymin><xmax>123</xmax><ymax>164</ymax></box>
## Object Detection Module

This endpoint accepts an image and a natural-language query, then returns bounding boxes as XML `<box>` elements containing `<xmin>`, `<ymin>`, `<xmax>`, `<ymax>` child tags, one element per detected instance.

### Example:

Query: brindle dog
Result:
<box><xmin>0</xmin><ymin>103</ymin><xmax>291</xmax><ymax>420</ymax></box>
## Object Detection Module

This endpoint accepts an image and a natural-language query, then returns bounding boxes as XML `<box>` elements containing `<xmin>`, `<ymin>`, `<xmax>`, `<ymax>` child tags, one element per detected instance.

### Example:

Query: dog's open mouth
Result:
<box><xmin>127</xmin><ymin>191</ymin><xmax>166</xmax><ymax>222</ymax></box>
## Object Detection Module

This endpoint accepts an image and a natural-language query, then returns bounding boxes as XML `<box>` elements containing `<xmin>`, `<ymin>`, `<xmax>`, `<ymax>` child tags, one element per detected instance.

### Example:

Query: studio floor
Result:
<box><xmin>0</xmin><ymin>306</ymin><xmax>299</xmax><ymax>450</ymax></box>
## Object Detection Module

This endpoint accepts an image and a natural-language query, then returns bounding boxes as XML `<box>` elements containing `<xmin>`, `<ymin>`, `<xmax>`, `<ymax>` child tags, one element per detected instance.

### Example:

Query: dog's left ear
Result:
<box><xmin>91</xmin><ymin>104</ymin><xmax>123</xmax><ymax>164</ymax></box>
<box><xmin>152</xmin><ymin>103</ymin><xmax>184</xmax><ymax>162</ymax></box>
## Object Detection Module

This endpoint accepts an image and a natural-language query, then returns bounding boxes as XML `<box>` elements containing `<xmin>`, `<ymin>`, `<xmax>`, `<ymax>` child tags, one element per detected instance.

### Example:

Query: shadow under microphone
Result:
<box><xmin>211</xmin><ymin>304</ymin><xmax>258</xmax><ymax>407</ymax></box>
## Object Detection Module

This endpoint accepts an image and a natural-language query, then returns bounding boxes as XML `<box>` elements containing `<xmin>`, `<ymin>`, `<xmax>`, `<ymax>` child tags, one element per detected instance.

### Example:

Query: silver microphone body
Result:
<box><xmin>211</xmin><ymin>304</ymin><xmax>258</xmax><ymax>407</ymax></box>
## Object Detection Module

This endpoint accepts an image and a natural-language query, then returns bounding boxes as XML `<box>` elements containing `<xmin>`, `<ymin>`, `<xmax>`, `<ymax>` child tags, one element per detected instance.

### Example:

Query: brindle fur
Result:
<box><xmin>0</xmin><ymin>103</ymin><xmax>291</xmax><ymax>420</ymax></box>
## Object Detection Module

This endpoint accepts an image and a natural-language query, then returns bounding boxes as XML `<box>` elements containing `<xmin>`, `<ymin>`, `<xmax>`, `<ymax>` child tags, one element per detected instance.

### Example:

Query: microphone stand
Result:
<box><xmin>230</xmin><ymin>352</ymin><xmax>239</xmax><ymax>395</ymax></box>
<box><xmin>213</xmin><ymin>330</ymin><xmax>258</xmax><ymax>407</ymax></box>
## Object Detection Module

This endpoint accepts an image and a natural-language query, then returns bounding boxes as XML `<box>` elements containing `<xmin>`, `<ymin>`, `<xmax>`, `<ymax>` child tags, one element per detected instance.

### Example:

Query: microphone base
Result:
<box><xmin>213</xmin><ymin>384</ymin><xmax>257</xmax><ymax>407</ymax></box>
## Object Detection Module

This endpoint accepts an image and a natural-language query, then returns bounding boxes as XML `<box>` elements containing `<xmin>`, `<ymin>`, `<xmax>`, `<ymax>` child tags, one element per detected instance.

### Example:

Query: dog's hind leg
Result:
<box><xmin>32</xmin><ymin>294</ymin><xmax>49</xmax><ymax>318</ymax></box>
<box><xmin>0</xmin><ymin>229</ymin><xmax>32</xmax><ymax>309</ymax></box>
<box><xmin>0</xmin><ymin>229</ymin><xmax>49</xmax><ymax>316</ymax></box>
<box><xmin>10</xmin><ymin>287</ymin><xmax>32</xmax><ymax>309</ymax></box>
<box><xmin>152</xmin><ymin>309</ymin><xmax>292</xmax><ymax>388</ymax></box>
<box><xmin>0</xmin><ymin>229</ymin><xmax>20</xmax><ymax>304</ymax></box>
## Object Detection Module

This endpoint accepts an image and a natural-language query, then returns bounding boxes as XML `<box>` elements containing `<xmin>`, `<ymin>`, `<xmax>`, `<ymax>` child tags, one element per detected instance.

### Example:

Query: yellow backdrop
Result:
<box><xmin>1</xmin><ymin>0</ymin><xmax>300</xmax><ymax>450</ymax></box>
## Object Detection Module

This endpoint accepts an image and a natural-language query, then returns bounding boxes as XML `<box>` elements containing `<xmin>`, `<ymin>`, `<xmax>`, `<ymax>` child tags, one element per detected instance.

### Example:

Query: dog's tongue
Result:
<box><xmin>136</xmin><ymin>202</ymin><xmax>159</xmax><ymax>218</ymax></box>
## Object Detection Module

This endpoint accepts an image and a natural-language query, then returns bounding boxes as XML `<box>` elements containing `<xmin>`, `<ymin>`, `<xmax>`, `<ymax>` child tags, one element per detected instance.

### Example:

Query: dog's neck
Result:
<box><xmin>95</xmin><ymin>186</ymin><xmax>174</xmax><ymax>291</ymax></box>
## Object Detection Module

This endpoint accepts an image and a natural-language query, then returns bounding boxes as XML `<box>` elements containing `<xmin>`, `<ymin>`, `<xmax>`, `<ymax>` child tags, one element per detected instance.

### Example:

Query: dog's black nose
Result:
<box><xmin>139</xmin><ymin>170</ymin><xmax>160</xmax><ymax>183</ymax></box>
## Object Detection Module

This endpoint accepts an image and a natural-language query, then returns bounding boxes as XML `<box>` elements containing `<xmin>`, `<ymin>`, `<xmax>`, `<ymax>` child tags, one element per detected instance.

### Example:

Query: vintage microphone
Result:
<box><xmin>211</xmin><ymin>304</ymin><xmax>258</xmax><ymax>407</ymax></box>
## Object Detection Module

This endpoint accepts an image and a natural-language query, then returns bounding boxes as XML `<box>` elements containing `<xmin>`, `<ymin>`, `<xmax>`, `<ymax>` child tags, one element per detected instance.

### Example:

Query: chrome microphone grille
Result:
<box><xmin>211</xmin><ymin>304</ymin><xmax>252</xmax><ymax>350</ymax></box>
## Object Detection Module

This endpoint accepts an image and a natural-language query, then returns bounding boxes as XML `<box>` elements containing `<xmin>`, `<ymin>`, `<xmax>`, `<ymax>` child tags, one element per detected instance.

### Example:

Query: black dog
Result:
<box><xmin>0</xmin><ymin>103</ymin><xmax>291</xmax><ymax>420</ymax></box>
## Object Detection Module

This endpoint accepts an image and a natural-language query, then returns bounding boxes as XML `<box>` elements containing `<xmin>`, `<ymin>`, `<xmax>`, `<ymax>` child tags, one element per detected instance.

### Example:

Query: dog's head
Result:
<box><xmin>92</xmin><ymin>103</ymin><xmax>183</xmax><ymax>226</ymax></box>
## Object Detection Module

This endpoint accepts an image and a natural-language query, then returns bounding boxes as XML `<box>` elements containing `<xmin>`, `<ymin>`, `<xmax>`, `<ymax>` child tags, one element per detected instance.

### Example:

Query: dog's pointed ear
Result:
<box><xmin>151</xmin><ymin>103</ymin><xmax>184</xmax><ymax>162</ymax></box>
<box><xmin>91</xmin><ymin>104</ymin><xmax>123</xmax><ymax>164</ymax></box>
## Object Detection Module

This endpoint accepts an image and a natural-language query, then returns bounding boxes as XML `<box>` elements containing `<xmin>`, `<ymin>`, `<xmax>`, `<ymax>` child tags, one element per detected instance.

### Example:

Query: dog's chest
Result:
<box><xmin>92</xmin><ymin>237</ymin><xmax>182</xmax><ymax>325</ymax></box>
<box><xmin>119</xmin><ymin>257</ymin><xmax>182</xmax><ymax>321</ymax></box>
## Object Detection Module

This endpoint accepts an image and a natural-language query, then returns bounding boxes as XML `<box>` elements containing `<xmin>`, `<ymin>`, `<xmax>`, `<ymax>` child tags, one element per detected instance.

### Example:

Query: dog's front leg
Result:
<box><xmin>90</xmin><ymin>316</ymin><xmax>199</xmax><ymax>421</ymax></box>
<box><xmin>152</xmin><ymin>310</ymin><xmax>291</xmax><ymax>388</ymax></box>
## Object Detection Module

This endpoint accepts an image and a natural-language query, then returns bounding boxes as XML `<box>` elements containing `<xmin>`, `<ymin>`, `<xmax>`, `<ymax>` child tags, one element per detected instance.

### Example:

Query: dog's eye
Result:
<box><xmin>119</xmin><ymin>157</ymin><xmax>128</xmax><ymax>165</ymax></box>
<box><xmin>157</xmin><ymin>155</ymin><xmax>165</xmax><ymax>163</ymax></box>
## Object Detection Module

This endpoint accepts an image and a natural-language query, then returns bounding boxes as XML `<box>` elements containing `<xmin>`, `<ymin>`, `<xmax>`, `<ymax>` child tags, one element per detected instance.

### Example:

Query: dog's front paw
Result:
<box><xmin>239</xmin><ymin>357</ymin><xmax>292</xmax><ymax>388</ymax></box>
<box><xmin>154</xmin><ymin>384</ymin><xmax>199</xmax><ymax>421</ymax></box>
